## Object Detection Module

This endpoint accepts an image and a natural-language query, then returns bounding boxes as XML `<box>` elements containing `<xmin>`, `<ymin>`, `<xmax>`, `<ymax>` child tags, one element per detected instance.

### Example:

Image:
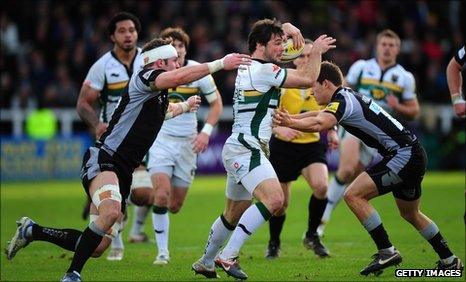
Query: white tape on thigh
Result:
<box><xmin>91</xmin><ymin>184</ymin><xmax>122</xmax><ymax>209</ymax></box>
<box><xmin>131</xmin><ymin>170</ymin><xmax>152</xmax><ymax>189</ymax></box>
<box><xmin>89</xmin><ymin>214</ymin><xmax>120</xmax><ymax>239</ymax></box>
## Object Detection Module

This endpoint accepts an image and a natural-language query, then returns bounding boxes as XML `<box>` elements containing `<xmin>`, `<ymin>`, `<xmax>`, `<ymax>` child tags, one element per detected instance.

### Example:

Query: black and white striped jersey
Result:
<box><xmin>97</xmin><ymin>68</ymin><xmax>168</xmax><ymax>169</ymax></box>
<box><xmin>323</xmin><ymin>87</ymin><xmax>417</xmax><ymax>156</ymax></box>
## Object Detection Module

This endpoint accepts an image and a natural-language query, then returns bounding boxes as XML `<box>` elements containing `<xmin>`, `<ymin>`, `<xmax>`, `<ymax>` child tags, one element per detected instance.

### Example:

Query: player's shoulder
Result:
<box><xmin>93</xmin><ymin>51</ymin><xmax>114</xmax><ymax>66</ymax></box>
<box><xmin>351</xmin><ymin>58</ymin><xmax>372</xmax><ymax>68</ymax></box>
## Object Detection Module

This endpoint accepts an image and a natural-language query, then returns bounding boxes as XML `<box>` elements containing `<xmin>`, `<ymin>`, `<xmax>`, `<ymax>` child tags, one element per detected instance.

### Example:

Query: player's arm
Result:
<box><xmin>274</xmin><ymin>109</ymin><xmax>337</xmax><ymax>133</ymax></box>
<box><xmin>154</xmin><ymin>54</ymin><xmax>251</xmax><ymax>90</ymax></box>
<box><xmin>282</xmin><ymin>35</ymin><xmax>336</xmax><ymax>89</ymax></box>
<box><xmin>388</xmin><ymin>98</ymin><xmax>420</xmax><ymax>119</ymax></box>
<box><xmin>446</xmin><ymin>55</ymin><xmax>465</xmax><ymax>117</ymax></box>
<box><xmin>76</xmin><ymin>83</ymin><xmax>106</xmax><ymax>138</ymax></box>
<box><xmin>192</xmin><ymin>90</ymin><xmax>223</xmax><ymax>153</ymax></box>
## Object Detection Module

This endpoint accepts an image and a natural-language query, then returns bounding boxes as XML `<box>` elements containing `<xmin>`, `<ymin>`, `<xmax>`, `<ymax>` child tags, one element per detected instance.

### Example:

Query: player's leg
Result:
<box><xmin>345</xmin><ymin>164</ymin><xmax>401</xmax><ymax>276</ymax></box>
<box><xmin>319</xmin><ymin>134</ymin><xmax>365</xmax><ymax>235</ymax></box>
<box><xmin>66</xmin><ymin>170</ymin><xmax>123</xmax><ymax>279</ymax></box>
<box><xmin>193</xmin><ymin>185</ymin><xmax>251</xmax><ymax>279</ymax></box>
<box><xmin>302</xmin><ymin>162</ymin><xmax>330</xmax><ymax>257</ymax></box>
<box><xmin>128</xmin><ymin>167</ymin><xmax>153</xmax><ymax>243</ymax></box>
<box><xmin>266</xmin><ymin>181</ymin><xmax>290</xmax><ymax>259</ymax></box>
<box><xmin>151</xmin><ymin>172</ymin><xmax>172</xmax><ymax>264</ymax></box>
<box><xmin>217</xmin><ymin>174</ymin><xmax>283</xmax><ymax>280</ymax></box>
<box><xmin>393</xmin><ymin>144</ymin><xmax>463</xmax><ymax>270</ymax></box>
<box><xmin>395</xmin><ymin>197</ymin><xmax>463</xmax><ymax>270</ymax></box>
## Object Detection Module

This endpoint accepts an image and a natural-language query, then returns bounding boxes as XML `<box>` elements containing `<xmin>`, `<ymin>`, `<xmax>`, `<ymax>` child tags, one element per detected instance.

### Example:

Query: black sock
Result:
<box><xmin>67</xmin><ymin>225</ymin><xmax>103</xmax><ymax>274</ymax></box>
<box><xmin>32</xmin><ymin>224</ymin><xmax>82</xmax><ymax>252</ymax></box>
<box><xmin>269</xmin><ymin>214</ymin><xmax>286</xmax><ymax>245</ymax></box>
<box><xmin>428</xmin><ymin>232</ymin><xmax>454</xmax><ymax>259</ymax></box>
<box><xmin>306</xmin><ymin>195</ymin><xmax>328</xmax><ymax>237</ymax></box>
<box><xmin>369</xmin><ymin>224</ymin><xmax>392</xmax><ymax>250</ymax></box>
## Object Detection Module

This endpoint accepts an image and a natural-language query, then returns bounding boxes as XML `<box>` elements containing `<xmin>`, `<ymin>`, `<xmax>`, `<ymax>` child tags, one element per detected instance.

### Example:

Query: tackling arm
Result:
<box><xmin>274</xmin><ymin>109</ymin><xmax>337</xmax><ymax>133</ymax></box>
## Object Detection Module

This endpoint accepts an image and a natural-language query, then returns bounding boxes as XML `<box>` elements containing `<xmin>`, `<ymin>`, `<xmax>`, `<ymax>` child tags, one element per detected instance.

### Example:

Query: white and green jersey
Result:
<box><xmin>158</xmin><ymin>59</ymin><xmax>217</xmax><ymax>137</ymax></box>
<box><xmin>226</xmin><ymin>59</ymin><xmax>287</xmax><ymax>149</ymax></box>
<box><xmin>84</xmin><ymin>48</ymin><xmax>143</xmax><ymax>122</ymax></box>
<box><xmin>346</xmin><ymin>58</ymin><xmax>416</xmax><ymax>114</ymax></box>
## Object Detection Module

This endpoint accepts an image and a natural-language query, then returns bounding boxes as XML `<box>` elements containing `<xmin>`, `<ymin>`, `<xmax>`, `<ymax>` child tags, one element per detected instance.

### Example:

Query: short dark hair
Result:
<box><xmin>248</xmin><ymin>19</ymin><xmax>284</xmax><ymax>53</ymax></box>
<box><xmin>160</xmin><ymin>27</ymin><xmax>190</xmax><ymax>49</ymax></box>
<box><xmin>107</xmin><ymin>12</ymin><xmax>141</xmax><ymax>36</ymax></box>
<box><xmin>141</xmin><ymin>37</ymin><xmax>173</xmax><ymax>53</ymax></box>
<box><xmin>317</xmin><ymin>61</ymin><xmax>344</xmax><ymax>86</ymax></box>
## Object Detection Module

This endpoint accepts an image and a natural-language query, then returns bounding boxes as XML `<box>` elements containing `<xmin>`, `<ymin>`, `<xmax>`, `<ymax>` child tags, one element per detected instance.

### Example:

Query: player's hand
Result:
<box><xmin>273</xmin><ymin>126</ymin><xmax>302</xmax><ymax>141</ymax></box>
<box><xmin>273</xmin><ymin>109</ymin><xmax>292</xmax><ymax>127</ymax></box>
<box><xmin>311</xmin><ymin>35</ymin><xmax>336</xmax><ymax>54</ymax></box>
<box><xmin>282</xmin><ymin>23</ymin><xmax>304</xmax><ymax>49</ymax></box>
<box><xmin>453</xmin><ymin>101</ymin><xmax>466</xmax><ymax>118</ymax></box>
<box><xmin>192</xmin><ymin>132</ymin><xmax>210</xmax><ymax>153</ymax></box>
<box><xmin>222</xmin><ymin>53</ymin><xmax>252</xmax><ymax>70</ymax></box>
<box><xmin>327</xmin><ymin>128</ymin><xmax>339</xmax><ymax>150</ymax></box>
<box><xmin>386</xmin><ymin>94</ymin><xmax>399</xmax><ymax>109</ymax></box>
<box><xmin>187</xmin><ymin>95</ymin><xmax>201</xmax><ymax>112</ymax></box>
<box><xmin>95</xmin><ymin>122</ymin><xmax>108</xmax><ymax>139</ymax></box>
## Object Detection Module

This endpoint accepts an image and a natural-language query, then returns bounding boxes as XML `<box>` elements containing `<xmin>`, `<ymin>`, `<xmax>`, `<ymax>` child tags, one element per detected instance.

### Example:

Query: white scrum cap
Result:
<box><xmin>142</xmin><ymin>44</ymin><xmax>178</xmax><ymax>66</ymax></box>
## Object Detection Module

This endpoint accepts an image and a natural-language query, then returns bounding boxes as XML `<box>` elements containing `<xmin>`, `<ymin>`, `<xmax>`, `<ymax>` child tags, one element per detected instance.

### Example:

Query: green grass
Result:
<box><xmin>1</xmin><ymin>172</ymin><xmax>464</xmax><ymax>281</ymax></box>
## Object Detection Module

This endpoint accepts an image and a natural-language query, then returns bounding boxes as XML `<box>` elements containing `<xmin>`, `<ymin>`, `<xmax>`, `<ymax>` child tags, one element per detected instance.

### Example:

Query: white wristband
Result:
<box><xmin>207</xmin><ymin>59</ymin><xmax>224</xmax><ymax>73</ymax></box>
<box><xmin>180</xmin><ymin>101</ymin><xmax>190</xmax><ymax>113</ymax></box>
<box><xmin>201</xmin><ymin>123</ymin><xmax>214</xmax><ymax>136</ymax></box>
<box><xmin>451</xmin><ymin>93</ymin><xmax>465</xmax><ymax>105</ymax></box>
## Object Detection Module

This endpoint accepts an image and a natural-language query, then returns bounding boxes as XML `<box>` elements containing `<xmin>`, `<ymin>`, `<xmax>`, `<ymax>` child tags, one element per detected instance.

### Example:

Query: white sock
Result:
<box><xmin>442</xmin><ymin>255</ymin><xmax>456</xmax><ymax>264</ymax></box>
<box><xmin>321</xmin><ymin>176</ymin><xmax>346</xmax><ymax>223</ymax></box>
<box><xmin>130</xmin><ymin>205</ymin><xmax>150</xmax><ymax>235</ymax></box>
<box><xmin>220</xmin><ymin>203</ymin><xmax>268</xmax><ymax>259</ymax></box>
<box><xmin>379</xmin><ymin>245</ymin><xmax>395</xmax><ymax>254</ymax></box>
<box><xmin>152</xmin><ymin>211</ymin><xmax>169</xmax><ymax>254</ymax></box>
<box><xmin>201</xmin><ymin>216</ymin><xmax>234</xmax><ymax>266</ymax></box>
<box><xmin>111</xmin><ymin>232</ymin><xmax>124</xmax><ymax>249</ymax></box>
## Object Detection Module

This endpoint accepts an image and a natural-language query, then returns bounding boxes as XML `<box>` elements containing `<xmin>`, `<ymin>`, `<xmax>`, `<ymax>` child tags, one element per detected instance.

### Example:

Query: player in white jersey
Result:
<box><xmin>191</xmin><ymin>19</ymin><xmax>336</xmax><ymax>280</ymax></box>
<box><xmin>76</xmin><ymin>12</ymin><xmax>152</xmax><ymax>261</ymax></box>
<box><xmin>318</xmin><ymin>29</ymin><xmax>420</xmax><ymax>236</ymax></box>
<box><xmin>144</xmin><ymin>27</ymin><xmax>223</xmax><ymax>265</ymax></box>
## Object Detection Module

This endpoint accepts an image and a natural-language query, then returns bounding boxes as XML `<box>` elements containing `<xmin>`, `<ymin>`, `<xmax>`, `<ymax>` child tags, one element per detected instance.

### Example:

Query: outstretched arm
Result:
<box><xmin>273</xmin><ymin>109</ymin><xmax>337</xmax><ymax>133</ymax></box>
<box><xmin>154</xmin><ymin>54</ymin><xmax>251</xmax><ymax>90</ymax></box>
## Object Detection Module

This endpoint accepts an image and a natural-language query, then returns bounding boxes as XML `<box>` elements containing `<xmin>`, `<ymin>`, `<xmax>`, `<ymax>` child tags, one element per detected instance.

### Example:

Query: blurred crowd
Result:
<box><xmin>1</xmin><ymin>0</ymin><xmax>463</xmax><ymax>110</ymax></box>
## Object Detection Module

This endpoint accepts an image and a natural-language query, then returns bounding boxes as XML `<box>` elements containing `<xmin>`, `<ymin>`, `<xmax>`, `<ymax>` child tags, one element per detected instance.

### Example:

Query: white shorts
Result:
<box><xmin>222</xmin><ymin>142</ymin><xmax>277</xmax><ymax>201</ymax></box>
<box><xmin>147</xmin><ymin>133</ymin><xmax>197</xmax><ymax>188</ymax></box>
<box><xmin>339</xmin><ymin>128</ymin><xmax>378</xmax><ymax>167</ymax></box>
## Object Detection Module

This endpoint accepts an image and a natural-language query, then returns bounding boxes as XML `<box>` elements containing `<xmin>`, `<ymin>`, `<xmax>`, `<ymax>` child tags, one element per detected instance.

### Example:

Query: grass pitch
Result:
<box><xmin>1</xmin><ymin>172</ymin><xmax>464</xmax><ymax>281</ymax></box>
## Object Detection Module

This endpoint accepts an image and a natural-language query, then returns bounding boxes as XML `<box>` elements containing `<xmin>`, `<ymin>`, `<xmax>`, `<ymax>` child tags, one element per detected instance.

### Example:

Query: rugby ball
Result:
<box><xmin>280</xmin><ymin>38</ymin><xmax>304</xmax><ymax>63</ymax></box>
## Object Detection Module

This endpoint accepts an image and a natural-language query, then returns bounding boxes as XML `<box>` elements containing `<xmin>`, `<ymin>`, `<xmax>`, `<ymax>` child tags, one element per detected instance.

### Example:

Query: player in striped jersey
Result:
<box><xmin>318</xmin><ymin>29</ymin><xmax>420</xmax><ymax>236</ymax></box>
<box><xmin>146</xmin><ymin>27</ymin><xmax>223</xmax><ymax>265</ymax></box>
<box><xmin>274</xmin><ymin>61</ymin><xmax>463</xmax><ymax>276</ymax></box>
<box><xmin>5</xmin><ymin>37</ymin><xmax>250</xmax><ymax>281</ymax></box>
<box><xmin>192</xmin><ymin>19</ymin><xmax>336</xmax><ymax>280</ymax></box>
<box><xmin>265</xmin><ymin>39</ymin><xmax>339</xmax><ymax>259</ymax></box>
<box><xmin>446</xmin><ymin>45</ymin><xmax>465</xmax><ymax>118</ymax></box>
<box><xmin>75</xmin><ymin>12</ymin><xmax>152</xmax><ymax>261</ymax></box>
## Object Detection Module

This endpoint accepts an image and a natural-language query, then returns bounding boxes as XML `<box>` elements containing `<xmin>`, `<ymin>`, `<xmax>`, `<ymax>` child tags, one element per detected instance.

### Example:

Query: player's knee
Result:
<box><xmin>168</xmin><ymin>202</ymin><xmax>182</xmax><ymax>214</ymax></box>
<box><xmin>265</xmin><ymin>194</ymin><xmax>284</xmax><ymax>214</ymax></box>
<box><xmin>399</xmin><ymin>209</ymin><xmax>418</xmax><ymax>224</ymax></box>
<box><xmin>343</xmin><ymin>189</ymin><xmax>356</xmax><ymax>205</ymax></box>
<box><xmin>312</xmin><ymin>182</ymin><xmax>328</xmax><ymax>198</ymax></box>
<box><xmin>100</xmin><ymin>202</ymin><xmax>121</xmax><ymax>223</ymax></box>
<box><xmin>337</xmin><ymin>168</ymin><xmax>355</xmax><ymax>183</ymax></box>
<box><xmin>130</xmin><ymin>189</ymin><xmax>153</xmax><ymax>206</ymax></box>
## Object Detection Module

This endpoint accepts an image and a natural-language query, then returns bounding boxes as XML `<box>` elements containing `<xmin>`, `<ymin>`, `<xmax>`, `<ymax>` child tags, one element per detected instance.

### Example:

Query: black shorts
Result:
<box><xmin>367</xmin><ymin>142</ymin><xmax>427</xmax><ymax>201</ymax></box>
<box><xmin>81</xmin><ymin>146</ymin><xmax>133</xmax><ymax>213</ymax></box>
<box><xmin>269</xmin><ymin>136</ymin><xmax>327</xmax><ymax>183</ymax></box>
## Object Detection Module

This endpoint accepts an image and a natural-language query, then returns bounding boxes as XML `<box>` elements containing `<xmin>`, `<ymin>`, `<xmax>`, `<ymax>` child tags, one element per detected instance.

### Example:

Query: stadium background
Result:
<box><xmin>1</xmin><ymin>0</ymin><xmax>465</xmax><ymax>179</ymax></box>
